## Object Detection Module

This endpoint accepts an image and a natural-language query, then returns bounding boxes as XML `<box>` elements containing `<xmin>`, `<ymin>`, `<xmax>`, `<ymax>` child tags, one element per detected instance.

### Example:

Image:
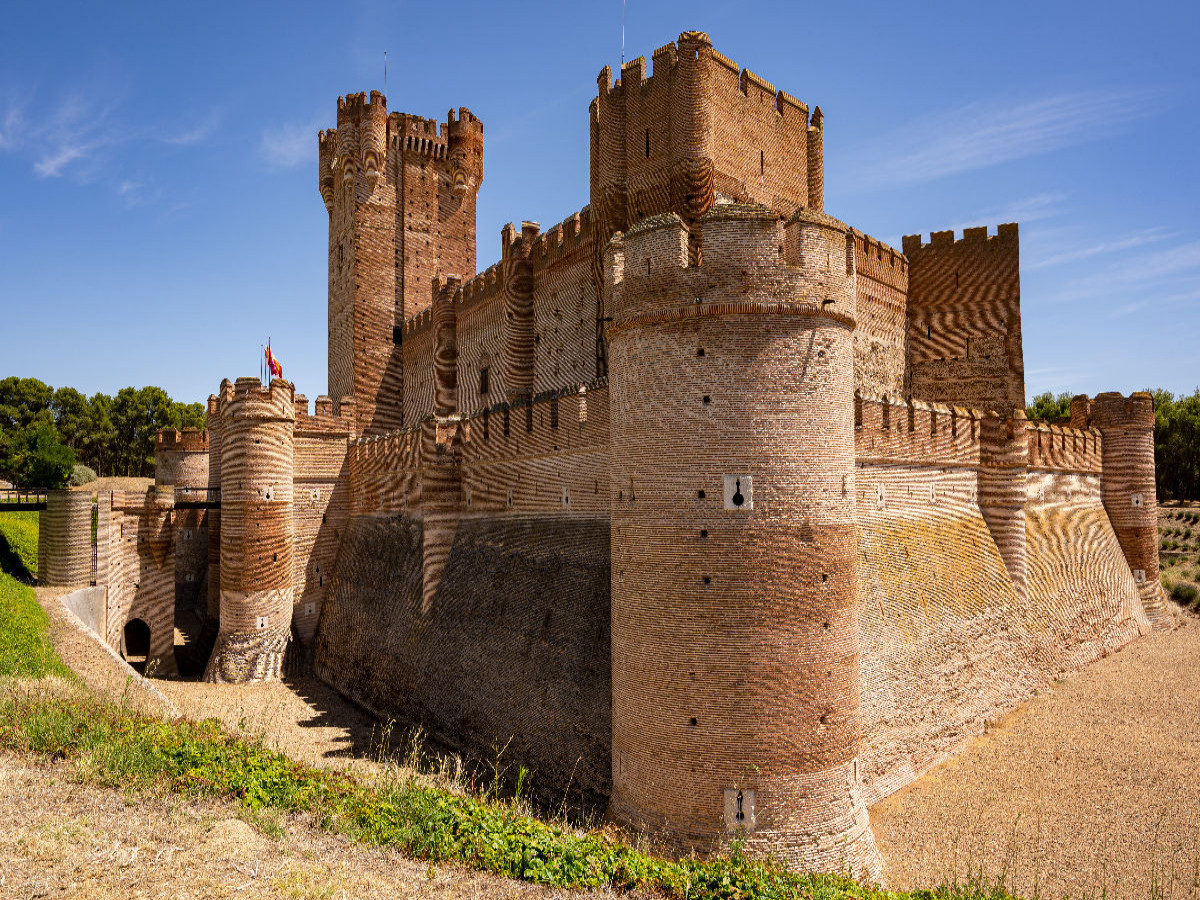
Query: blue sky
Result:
<box><xmin>1</xmin><ymin>0</ymin><xmax>1197</xmax><ymax>406</ymax></box>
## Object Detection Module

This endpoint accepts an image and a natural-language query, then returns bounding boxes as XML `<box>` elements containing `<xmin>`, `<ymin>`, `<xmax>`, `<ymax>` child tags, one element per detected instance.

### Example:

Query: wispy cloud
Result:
<box><xmin>0</xmin><ymin>101</ymin><xmax>23</xmax><ymax>149</ymax></box>
<box><xmin>260</xmin><ymin>119</ymin><xmax>321</xmax><ymax>168</ymax></box>
<box><xmin>845</xmin><ymin>88</ymin><xmax>1165</xmax><ymax>191</ymax></box>
<box><xmin>1028</xmin><ymin>227</ymin><xmax>1172</xmax><ymax>270</ymax></box>
<box><xmin>13</xmin><ymin>92</ymin><xmax>126</xmax><ymax>180</ymax></box>
<box><xmin>1036</xmin><ymin>238</ymin><xmax>1200</xmax><ymax>310</ymax></box>
<box><xmin>161</xmin><ymin>108</ymin><xmax>222</xmax><ymax>146</ymax></box>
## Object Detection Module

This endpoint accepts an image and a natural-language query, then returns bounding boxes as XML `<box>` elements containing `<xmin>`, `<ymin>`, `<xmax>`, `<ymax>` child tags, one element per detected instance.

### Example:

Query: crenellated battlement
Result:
<box><xmin>217</xmin><ymin>377</ymin><xmax>295</xmax><ymax>422</ymax></box>
<box><xmin>902</xmin><ymin>223</ymin><xmax>1019</xmax><ymax>256</ymax></box>
<box><xmin>599</xmin><ymin>33</ymin><xmax>809</xmax><ymax>125</ymax></box>
<box><xmin>1024</xmin><ymin>420</ymin><xmax>1102</xmax><ymax>473</ymax></box>
<box><xmin>294</xmin><ymin>393</ymin><xmax>356</xmax><ymax>434</ymax></box>
<box><xmin>854</xmin><ymin>391</ymin><xmax>982</xmax><ymax>467</ymax></box>
<box><xmin>850</xmin><ymin>228</ymin><xmax>908</xmax><ymax>291</ymax></box>
<box><xmin>155</xmin><ymin>427</ymin><xmax>208</xmax><ymax>453</ymax></box>
<box><xmin>1084</xmin><ymin>391</ymin><xmax>1155</xmax><ymax>430</ymax></box>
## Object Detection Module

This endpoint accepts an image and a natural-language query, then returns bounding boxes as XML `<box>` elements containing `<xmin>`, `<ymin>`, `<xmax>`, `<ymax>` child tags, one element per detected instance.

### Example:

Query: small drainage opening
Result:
<box><xmin>702</xmin><ymin>395</ymin><xmax>711</xmax><ymax>405</ymax></box>
<box><xmin>697</xmin><ymin>348</ymin><xmax>705</xmax><ymax>357</ymax></box>
<box><xmin>689</xmin><ymin>717</ymin><xmax>698</xmax><ymax>727</ymax></box>
<box><xmin>702</xmin><ymin>576</ymin><xmax>711</xmax><ymax>585</ymax></box>
<box><xmin>697</xmin><ymin>490</ymin><xmax>706</xmax><ymax>499</ymax></box>
<box><xmin>700</xmin><ymin>529</ymin><xmax>708</xmax><ymax>538</ymax></box>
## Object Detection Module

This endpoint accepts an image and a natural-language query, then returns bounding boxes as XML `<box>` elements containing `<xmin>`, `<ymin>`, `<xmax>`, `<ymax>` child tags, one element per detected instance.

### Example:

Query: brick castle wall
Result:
<box><xmin>903</xmin><ymin>226</ymin><xmax>1024</xmax><ymax>412</ymax></box>
<box><xmin>606</xmin><ymin>206</ymin><xmax>879</xmax><ymax>878</ymax></box>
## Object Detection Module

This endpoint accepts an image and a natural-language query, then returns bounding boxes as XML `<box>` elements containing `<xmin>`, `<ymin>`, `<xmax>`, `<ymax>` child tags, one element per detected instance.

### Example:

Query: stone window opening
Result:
<box><xmin>955</xmin><ymin>271</ymin><xmax>960</xmax><ymax>288</ymax></box>
<box><xmin>550</xmin><ymin>397</ymin><xmax>559</xmax><ymax>429</ymax></box>
<box><xmin>645</xmin><ymin>129</ymin><xmax>651</xmax><ymax>158</ymax></box>
<box><xmin>759</xmin><ymin>149</ymin><xmax>764</xmax><ymax>175</ymax></box>
<box><xmin>479</xmin><ymin>366</ymin><xmax>489</xmax><ymax>396</ymax></box>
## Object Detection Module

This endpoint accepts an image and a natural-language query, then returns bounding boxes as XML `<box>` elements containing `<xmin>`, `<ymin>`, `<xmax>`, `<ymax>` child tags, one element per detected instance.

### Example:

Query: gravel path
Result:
<box><xmin>870</xmin><ymin>613</ymin><xmax>1200</xmax><ymax>900</ymax></box>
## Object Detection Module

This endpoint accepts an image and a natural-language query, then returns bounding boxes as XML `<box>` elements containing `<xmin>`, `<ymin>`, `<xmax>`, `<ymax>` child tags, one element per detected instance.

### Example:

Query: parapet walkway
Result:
<box><xmin>871</xmin><ymin>611</ymin><xmax>1200</xmax><ymax>900</ymax></box>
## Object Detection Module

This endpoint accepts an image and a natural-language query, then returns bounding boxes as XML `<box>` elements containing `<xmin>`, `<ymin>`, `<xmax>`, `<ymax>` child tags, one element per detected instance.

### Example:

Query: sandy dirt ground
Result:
<box><xmin>871</xmin><ymin>613</ymin><xmax>1200</xmax><ymax>900</ymax></box>
<box><xmin>160</xmin><ymin>673</ymin><xmax>392</xmax><ymax>777</ymax></box>
<box><xmin>0</xmin><ymin>752</ymin><xmax>627</xmax><ymax>900</ymax></box>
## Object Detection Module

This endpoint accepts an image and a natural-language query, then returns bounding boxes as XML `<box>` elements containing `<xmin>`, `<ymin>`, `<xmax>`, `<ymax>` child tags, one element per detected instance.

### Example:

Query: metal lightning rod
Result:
<box><xmin>384</xmin><ymin>51</ymin><xmax>388</xmax><ymax>94</ymax></box>
<box><xmin>621</xmin><ymin>0</ymin><xmax>626</xmax><ymax>67</ymax></box>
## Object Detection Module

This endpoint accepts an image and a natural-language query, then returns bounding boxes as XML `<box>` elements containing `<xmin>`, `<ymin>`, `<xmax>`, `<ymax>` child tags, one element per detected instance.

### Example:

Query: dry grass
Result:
<box><xmin>0</xmin><ymin>751</ymin><xmax>625</xmax><ymax>900</ymax></box>
<box><xmin>870</xmin><ymin>615</ymin><xmax>1200</xmax><ymax>900</ymax></box>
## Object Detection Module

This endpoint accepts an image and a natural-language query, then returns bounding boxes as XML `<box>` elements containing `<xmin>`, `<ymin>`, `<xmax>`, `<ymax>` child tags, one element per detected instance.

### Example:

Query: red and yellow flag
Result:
<box><xmin>265</xmin><ymin>341</ymin><xmax>283</xmax><ymax>379</ymax></box>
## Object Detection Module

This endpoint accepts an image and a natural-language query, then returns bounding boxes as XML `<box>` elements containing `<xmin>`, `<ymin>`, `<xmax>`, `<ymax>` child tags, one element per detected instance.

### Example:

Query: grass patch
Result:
<box><xmin>0</xmin><ymin>684</ymin><xmax>1020</xmax><ymax>900</ymax></box>
<box><xmin>0</xmin><ymin>571</ymin><xmax>70</xmax><ymax>679</ymax></box>
<box><xmin>0</xmin><ymin>510</ymin><xmax>38</xmax><ymax>581</ymax></box>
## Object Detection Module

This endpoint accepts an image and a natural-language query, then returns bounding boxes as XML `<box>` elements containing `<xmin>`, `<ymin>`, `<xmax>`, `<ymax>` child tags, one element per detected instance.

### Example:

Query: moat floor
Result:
<box><xmin>870</xmin><ymin>611</ymin><xmax>1200</xmax><ymax>900</ymax></box>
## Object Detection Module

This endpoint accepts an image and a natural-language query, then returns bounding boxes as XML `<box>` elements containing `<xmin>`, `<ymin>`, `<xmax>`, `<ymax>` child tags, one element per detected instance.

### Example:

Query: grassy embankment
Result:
<box><xmin>0</xmin><ymin>511</ymin><xmax>1021</xmax><ymax>900</ymax></box>
<box><xmin>1159</xmin><ymin>504</ymin><xmax>1200</xmax><ymax>609</ymax></box>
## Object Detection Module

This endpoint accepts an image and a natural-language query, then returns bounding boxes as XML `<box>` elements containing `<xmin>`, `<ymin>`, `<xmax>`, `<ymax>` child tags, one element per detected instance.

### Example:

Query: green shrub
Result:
<box><xmin>1171</xmin><ymin>583</ymin><xmax>1198</xmax><ymax>605</ymax></box>
<box><xmin>0</xmin><ymin>511</ymin><xmax>38</xmax><ymax>580</ymax></box>
<box><xmin>68</xmin><ymin>464</ymin><xmax>97</xmax><ymax>487</ymax></box>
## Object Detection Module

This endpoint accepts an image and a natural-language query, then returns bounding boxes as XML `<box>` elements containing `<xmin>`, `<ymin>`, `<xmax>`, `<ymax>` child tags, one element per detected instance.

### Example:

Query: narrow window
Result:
<box><xmin>482</xmin><ymin>408</ymin><xmax>489</xmax><ymax>441</ymax></box>
<box><xmin>550</xmin><ymin>397</ymin><xmax>559</xmax><ymax>429</ymax></box>
<box><xmin>392</xmin><ymin>325</ymin><xmax>403</xmax><ymax>345</ymax></box>
<box><xmin>955</xmin><ymin>271</ymin><xmax>960</xmax><ymax>288</ymax></box>
<box><xmin>503</xmin><ymin>407</ymin><xmax>510</xmax><ymax>437</ymax></box>
<box><xmin>645</xmin><ymin>129</ymin><xmax>651</xmax><ymax>158</ymax></box>
<box><xmin>479</xmin><ymin>366</ymin><xmax>489</xmax><ymax>396</ymax></box>
<box><xmin>760</xmin><ymin>149</ymin><xmax>764</xmax><ymax>174</ymax></box>
<box><xmin>525</xmin><ymin>404</ymin><xmax>533</xmax><ymax>433</ymax></box>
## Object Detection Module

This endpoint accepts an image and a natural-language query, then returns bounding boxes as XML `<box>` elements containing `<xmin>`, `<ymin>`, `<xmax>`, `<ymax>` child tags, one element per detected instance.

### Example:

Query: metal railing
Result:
<box><xmin>0</xmin><ymin>488</ymin><xmax>48</xmax><ymax>511</ymax></box>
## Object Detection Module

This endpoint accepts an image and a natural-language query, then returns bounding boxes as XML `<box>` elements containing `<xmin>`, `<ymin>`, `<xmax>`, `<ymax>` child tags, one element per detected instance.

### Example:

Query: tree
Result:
<box><xmin>1026</xmin><ymin>391</ymin><xmax>1073</xmax><ymax>422</ymax></box>
<box><xmin>0</xmin><ymin>377</ymin><xmax>54</xmax><ymax>433</ymax></box>
<box><xmin>110</xmin><ymin>386</ymin><xmax>182</xmax><ymax>477</ymax></box>
<box><xmin>2</xmin><ymin>425</ymin><xmax>75</xmax><ymax>488</ymax></box>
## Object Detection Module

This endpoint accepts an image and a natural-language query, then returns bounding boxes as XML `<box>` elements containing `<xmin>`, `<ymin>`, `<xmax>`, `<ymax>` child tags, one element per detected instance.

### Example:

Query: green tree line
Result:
<box><xmin>0</xmin><ymin>377</ymin><xmax>205</xmax><ymax>489</ymax></box>
<box><xmin>1027</xmin><ymin>389</ymin><xmax>1200</xmax><ymax>501</ymax></box>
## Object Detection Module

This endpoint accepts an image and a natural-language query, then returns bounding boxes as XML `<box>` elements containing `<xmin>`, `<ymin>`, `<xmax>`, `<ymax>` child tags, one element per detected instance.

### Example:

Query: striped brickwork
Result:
<box><xmin>320</xmin><ymin>92</ymin><xmax>482</xmax><ymax>437</ymax></box>
<box><xmin>1077</xmin><ymin>392</ymin><xmax>1170</xmax><ymax>624</ymax></box>
<box><xmin>37</xmin><ymin>490</ymin><xmax>94</xmax><ymax>586</ymax></box>
<box><xmin>100</xmin><ymin>488</ymin><xmax>178</xmax><ymax>676</ymax></box>
<box><xmin>154</xmin><ymin>428</ymin><xmax>210</xmax><ymax>610</ymax></box>
<box><xmin>205</xmin><ymin>394</ymin><xmax>223</xmax><ymax>621</ymax></box>
<box><xmin>903</xmin><ymin>226</ymin><xmax>1024</xmax><ymax>413</ymax></box>
<box><xmin>205</xmin><ymin>377</ymin><xmax>295</xmax><ymax>683</ymax></box>
<box><xmin>606</xmin><ymin>206</ymin><xmax>879</xmax><ymax>878</ymax></box>
<box><xmin>292</xmin><ymin>394</ymin><xmax>353</xmax><ymax>645</ymax></box>
<box><xmin>850</xmin><ymin>230</ymin><xmax>908</xmax><ymax>397</ymax></box>
<box><xmin>154</xmin><ymin>428</ymin><xmax>209</xmax><ymax>488</ymax></box>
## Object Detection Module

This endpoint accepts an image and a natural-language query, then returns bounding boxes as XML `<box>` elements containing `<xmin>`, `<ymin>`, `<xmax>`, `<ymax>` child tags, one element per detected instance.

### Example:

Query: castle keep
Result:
<box><xmin>40</xmin><ymin>32</ymin><xmax>1169</xmax><ymax>879</ymax></box>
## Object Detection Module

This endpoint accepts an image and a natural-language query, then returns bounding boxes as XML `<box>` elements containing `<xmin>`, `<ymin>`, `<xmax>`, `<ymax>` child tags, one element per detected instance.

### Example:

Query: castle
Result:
<box><xmin>38</xmin><ymin>32</ymin><xmax>1170</xmax><ymax>880</ymax></box>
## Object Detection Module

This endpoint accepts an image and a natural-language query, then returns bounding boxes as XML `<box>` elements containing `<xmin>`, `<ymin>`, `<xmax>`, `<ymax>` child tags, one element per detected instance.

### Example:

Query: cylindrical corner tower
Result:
<box><xmin>607</xmin><ymin>204</ymin><xmax>879</xmax><ymax>877</ymax></box>
<box><xmin>204</xmin><ymin>377</ymin><xmax>296</xmax><ymax>683</ymax></box>
<box><xmin>978</xmin><ymin>410</ymin><xmax>1030</xmax><ymax>601</ymax></box>
<box><xmin>1089</xmin><ymin>391</ymin><xmax>1168</xmax><ymax>623</ymax></box>
<box><xmin>38</xmin><ymin>490</ymin><xmax>95</xmax><ymax>586</ymax></box>
<box><xmin>205</xmin><ymin>393</ymin><xmax>223</xmax><ymax>624</ymax></box>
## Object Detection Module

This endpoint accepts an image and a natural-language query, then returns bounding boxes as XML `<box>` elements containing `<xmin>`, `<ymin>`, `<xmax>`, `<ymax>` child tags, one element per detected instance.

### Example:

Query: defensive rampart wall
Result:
<box><xmin>853</xmin><ymin>399</ymin><xmax>1150</xmax><ymax>804</ymax></box>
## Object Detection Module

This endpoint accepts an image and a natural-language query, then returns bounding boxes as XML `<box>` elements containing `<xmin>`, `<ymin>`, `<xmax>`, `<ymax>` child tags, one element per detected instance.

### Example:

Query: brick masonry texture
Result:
<box><xmin>36</xmin><ymin>30</ymin><xmax>1172</xmax><ymax>881</ymax></box>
